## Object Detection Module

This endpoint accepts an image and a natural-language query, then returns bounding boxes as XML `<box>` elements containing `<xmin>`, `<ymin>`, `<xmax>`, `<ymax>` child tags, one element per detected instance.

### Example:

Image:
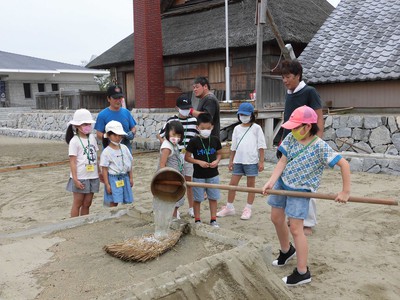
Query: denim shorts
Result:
<box><xmin>66</xmin><ymin>178</ymin><xmax>100</xmax><ymax>194</ymax></box>
<box><xmin>267</xmin><ymin>180</ymin><xmax>310</xmax><ymax>220</ymax></box>
<box><xmin>232</xmin><ymin>163</ymin><xmax>259</xmax><ymax>176</ymax></box>
<box><xmin>193</xmin><ymin>176</ymin><xmax>220</xmax><ymax>202</ymax></box>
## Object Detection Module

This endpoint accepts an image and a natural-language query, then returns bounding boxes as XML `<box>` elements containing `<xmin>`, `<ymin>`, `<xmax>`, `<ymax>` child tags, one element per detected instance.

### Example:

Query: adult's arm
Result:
<box><xmin>315</xmin><ymin>108</ymin><xmax>324</xmax><ymax>138</ymax></box>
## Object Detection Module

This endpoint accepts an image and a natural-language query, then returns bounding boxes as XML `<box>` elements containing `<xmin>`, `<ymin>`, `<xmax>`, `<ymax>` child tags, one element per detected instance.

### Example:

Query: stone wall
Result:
<box><xmin>1</xmin><ymin>111</ymin><xmax>400</xmax><ymax>174</ymax></box>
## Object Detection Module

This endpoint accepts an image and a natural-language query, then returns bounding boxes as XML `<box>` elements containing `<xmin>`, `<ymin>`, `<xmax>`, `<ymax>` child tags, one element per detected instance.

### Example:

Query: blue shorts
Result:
<box><xmin>193</xmin><ymin>176</ymin><xmax>220</xmax><ymax>202</ymax></box>
<box><xmin>66</xmin><ymin>178</ymin><xmax>100</xmax><ymax>194</ymax></box>
<box><xmin>104</xmin><ymin>173</ymin><xmax>134</xmax><ymax>205</ymax></box>
<box><xmin>232</xmin><ymin>163</ymin><xmax>258</xmax><ymax>176</ymax></box>
<box><xmin>267</xmin><ymin>181</ymin><xmax>310</xmax><ymax>220</ymax></box>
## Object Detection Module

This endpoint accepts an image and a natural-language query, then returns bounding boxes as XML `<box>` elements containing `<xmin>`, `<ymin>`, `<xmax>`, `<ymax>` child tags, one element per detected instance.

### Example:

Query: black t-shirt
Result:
<box><xmin>283</xmin><ymin>85</ymin><xmax>322</xmax><ymax>139</ymax></box>
<box><xmin>186</xmin><ymin>135</ymin><xmax>222</xmax><ymax>179</ymax></box>
<box><xmin>197</xmin><ymin>93</ymin><xmax>220</xmax><ymax>138</ymax></box>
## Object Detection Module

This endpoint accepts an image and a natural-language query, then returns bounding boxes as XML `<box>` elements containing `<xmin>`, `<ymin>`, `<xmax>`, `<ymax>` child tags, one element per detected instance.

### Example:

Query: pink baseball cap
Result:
<box><xmin>281</xmin><ymin>105</ymin><xmax>318</xmax><ymax>129</ymax></box>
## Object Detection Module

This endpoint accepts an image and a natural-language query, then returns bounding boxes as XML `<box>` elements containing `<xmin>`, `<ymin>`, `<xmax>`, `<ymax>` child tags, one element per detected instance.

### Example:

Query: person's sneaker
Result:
<box><xmin>240</xmin><ymin>207</ymin><xmax>252</xmax><ymax>220</ymax></box>
<box><xmin>272</xmin><ymin>243</ymin><xmax>296</xmax><ymax>266</ymax></box>
<box><xmin>188</xmin><ymin>207</ymin><xmax>195</xmax><ymax>218</ymax></box>
<box><xmin>282</xmin><ymin>267</ymin><xmax>311</xmax><ymax>286</ymax></box>
<box><xmin>210</xmin><ymin>220</ymin><xmax>220</xmax><ymax>228</ymax></box>
<box><xmin>216</xmin><ymin>206</ymin><xmax>235</xmax><ymax>217</ymax></box>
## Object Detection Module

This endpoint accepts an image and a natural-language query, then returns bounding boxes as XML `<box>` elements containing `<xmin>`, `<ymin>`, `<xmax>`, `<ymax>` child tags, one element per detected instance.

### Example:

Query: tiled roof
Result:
<box><xmin>300</xmin><ymin>0</ymin><xmax>400</xmax><ymax>84</ymax></box>
<box><xmin>0</xmin><ymin>50</ymin><xmax>107</xmax><ymax>74</ymax></box>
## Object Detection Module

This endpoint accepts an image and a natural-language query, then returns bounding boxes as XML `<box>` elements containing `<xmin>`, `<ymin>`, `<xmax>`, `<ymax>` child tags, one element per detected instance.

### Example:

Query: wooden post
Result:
<box><xmin>255</xmin><ymin>0</ymin><xmax>266</xmax><ymax>110</ymax></box>
<box><xmin>266</xmin><ymin>9</ymin><xmax>291</xmax><ymax>60</ymax></box>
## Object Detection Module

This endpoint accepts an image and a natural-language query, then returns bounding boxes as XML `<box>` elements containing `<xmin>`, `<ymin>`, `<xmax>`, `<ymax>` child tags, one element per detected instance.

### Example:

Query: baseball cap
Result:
<box><xmin>104</xmin><ymin>120</ymin><xmax>127</xmax><ymax>136</ymax></box>
<box><xmin>69</xmin><ymin>109</ymin><xmax>95</xmax><ymax>126</ymax></box>
<box><xmin>107</xmin><ymin>85</ymin><xmax>124</xmax><ymax>99</ymax></box>
<box><xmin>237</xmin><ymin>102</ymin><xmax>254</xmax><ymax>116</ymax></box>
<box><xmin>176</xmin><ymin>94</ymin><xmax>192</xmax><ymax>109</ymax></box>
<box><xmin>281</xmin><ymin>105</ymin><xmax>318</xmax><ymax>129</ymax></box>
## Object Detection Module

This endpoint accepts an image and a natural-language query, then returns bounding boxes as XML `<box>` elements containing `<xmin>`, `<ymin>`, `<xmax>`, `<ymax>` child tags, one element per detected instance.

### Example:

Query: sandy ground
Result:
<box><xmin>0</xmin><ymin>136</ymin><xmax>399</xmax><ymax>299</ymax></box>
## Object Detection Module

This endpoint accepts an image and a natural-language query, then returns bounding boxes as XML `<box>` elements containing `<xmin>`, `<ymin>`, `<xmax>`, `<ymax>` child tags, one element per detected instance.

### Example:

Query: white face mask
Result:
<box><xmin>199</xmin><ymin>129</ymin><xmax>212</xmax><ymax>138</ymax></box>
<box><xmin>178</xmin><ymin>109</ymin><xmax>190</xmax><ymax>117</ymax></box>
<box><xmin>110</xmin><ymin>140</ymin><xmax>121</xmax><ymax>146</ymax></box>
<box><xmin>239</xmin><ymin>115</ymin><xmax>251</xmax><ymax>124</ymax></box>
<box><xmin>169</xmin><ymin>137</ymin><xmax>180</xmax><ymax>145</ymax></box>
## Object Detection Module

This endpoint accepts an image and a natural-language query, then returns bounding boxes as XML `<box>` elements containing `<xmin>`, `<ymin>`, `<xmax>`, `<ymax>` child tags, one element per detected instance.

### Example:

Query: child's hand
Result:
<box><xmin>198</xmin><ymin>161</ymin><xmax>209</xmax><ymax>168</ymax></box>
<box><xmin>335</xmin><ymin>191</ymin><xmax>350</xmax><ymax>203</ymax></box>
<box><xmin>74</xmin><ymin>179</ymin><xmax>85</xmax><ymax>190</ymax></box>
<box><xmin>106</xmin><ymin>184</ymin><xmax>112</xmax><ymax>194</ymax></box>
<box><xmin>209</xmin><ymin>160</ymin><xmax>219</xmax><ymax>168</ymax></box>
<box><xmin>130</xmin><ymin>178</ymin><xmax>134</xmax><ymax>187</ymax></box>
<box><xmin>99</xmin><ymin>173</ymin><xmax>104</xmax><ymax>183</ymax></box>
<box><xmin>228</xmin><ymin>162</ymin><xmax>233</xmax><ymax>171</ymax></box>
<box><xmin>262</xmin><ymin>181</ymin><xmax>274</xmax><ymax>195</ymax></box>
<box><xmin>258</xmin><ymin>161</ymin><xmax>264</xmax><ymax>172</ymax></box>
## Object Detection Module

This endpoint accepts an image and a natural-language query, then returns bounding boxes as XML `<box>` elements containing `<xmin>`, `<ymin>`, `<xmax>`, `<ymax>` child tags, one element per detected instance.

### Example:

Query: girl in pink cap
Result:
<box><xmin>262</xmin><ymin>105</ymin><xmax>351</xmax><ymax>286</ymax></box>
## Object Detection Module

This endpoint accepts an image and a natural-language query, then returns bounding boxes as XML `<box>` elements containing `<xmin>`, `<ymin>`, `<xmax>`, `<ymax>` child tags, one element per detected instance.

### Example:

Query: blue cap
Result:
<box><xmin>237</xmin><ymin>102</ymin><xmax>254</xmax><ymax>116</ymax></box>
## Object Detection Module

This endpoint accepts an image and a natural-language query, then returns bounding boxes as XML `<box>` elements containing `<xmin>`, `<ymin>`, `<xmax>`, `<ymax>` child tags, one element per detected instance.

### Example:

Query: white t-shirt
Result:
<box><xmin>230</xmin><ymin>123</ymin><xmax>266</xmax><ymax>164</ymax></box>
<box><xmin>68</xmin><ymin>134</ymin><xmax>99</xmax><ymax>179</ymax></box>
<box><xmin>100</xmin><ymin>144</ymin><xmax>133</xmax><ymax>175</ymax></box>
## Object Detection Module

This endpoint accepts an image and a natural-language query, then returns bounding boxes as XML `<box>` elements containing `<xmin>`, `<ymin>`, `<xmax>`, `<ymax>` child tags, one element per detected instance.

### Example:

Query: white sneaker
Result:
<box><xmin>240</xmin><ymin>207</ymin><xmax>252</xmax><ymax>220</ymax></box>
<box><xmin>188</xmin><ymin>207</ymin><xmax>195</xmax><ymax>218</ymax></box>
<box><xmin>216</xmin><ymin>206</ymin><xmax>235</xmax><ymax>217</ymax></box>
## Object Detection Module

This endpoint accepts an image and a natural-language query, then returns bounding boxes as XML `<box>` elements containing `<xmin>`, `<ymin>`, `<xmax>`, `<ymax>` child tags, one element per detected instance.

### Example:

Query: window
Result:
<box><xmin>23</xmin><ymin>83</ymin><xmax>32</xmax><ymax>99</ymax></box>
<box><xmin>38</xmin><ymin>83</ymin><xmax>45</xmax><ymax>92</ymax></box>
<box><xmin>51</xmin><ymin>84</ymin><xmax>59</xmax><ymax>91</ymax></box>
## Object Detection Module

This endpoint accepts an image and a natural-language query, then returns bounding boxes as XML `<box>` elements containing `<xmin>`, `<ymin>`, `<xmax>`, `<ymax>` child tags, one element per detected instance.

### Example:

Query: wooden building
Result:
<box><xmin>300</xmin><ymin>0</ymin><xmax>400</xmax><ymax>110</ymax></box>
<box><xmin>87</xmin><ymin>0</ymin><xmax>334</xmax><ymax>109</ymax></box>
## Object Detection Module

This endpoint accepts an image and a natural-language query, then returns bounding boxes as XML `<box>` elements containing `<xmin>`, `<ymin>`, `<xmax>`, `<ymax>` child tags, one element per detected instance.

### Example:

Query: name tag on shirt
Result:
<box><xmin>115</xmin><ymin>180</ymin><xmax>125</xmax><ymax>188</ymax></box>
<box><xmin>86</xmin><ymin>164</ymin><xmax>95</xmax><ymax>172</ymax></box>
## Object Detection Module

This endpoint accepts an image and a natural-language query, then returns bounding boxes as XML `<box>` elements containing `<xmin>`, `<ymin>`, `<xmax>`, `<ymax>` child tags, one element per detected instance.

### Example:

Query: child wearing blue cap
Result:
<box><xmin>217</xmin><ymin>102</ymin><xmax>266</xmax><ymax>220</ymax></box>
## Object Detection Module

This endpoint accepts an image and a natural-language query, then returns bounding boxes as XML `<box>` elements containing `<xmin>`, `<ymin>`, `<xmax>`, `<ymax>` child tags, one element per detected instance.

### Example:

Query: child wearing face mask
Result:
<box><xmin>217</xmin><ymin>102</ymin><xmax>266</xmax><ymax>220</ymax></box>
<box><xmin>65</xmin><ymin>109</ymin><xmax>100</xmax><ymax>217</ymax></box>
<box><xmin>262</xmin><ymin>105</ymin><xmax>350</xmax><ymax>286</ymax></box>
<box><xmin>100</xmin><ymin>121</ymin><xmax>134</xmax><ymax>207</ymax></box>
<box><xmin>158</xmin><ymin>121</ymin><xmax>185</xmax><ymax>218</ymax></box>
<box><xmin>157</xmin><ymin>94</ymin><xmax>198</xmax><ymax>218</ymax></box>
<box><xmin>185</xmin><ymin>113</ymin><xmax>222</xmax><ymax>227</ymax></box>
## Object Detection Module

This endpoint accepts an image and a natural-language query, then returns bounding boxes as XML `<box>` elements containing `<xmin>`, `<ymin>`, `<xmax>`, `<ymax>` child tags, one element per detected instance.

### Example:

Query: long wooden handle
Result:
<box><xmin>154</xmin><ymin>180</ymin><xmax>398</xmax><ymax>206</ymax></box>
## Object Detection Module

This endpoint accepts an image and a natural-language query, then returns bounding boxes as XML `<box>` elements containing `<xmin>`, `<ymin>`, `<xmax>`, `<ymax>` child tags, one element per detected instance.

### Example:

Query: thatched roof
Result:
<box><xmin>300</xmin><ymin>0</ymin><xmax>400</xmax><ymax>84</ymax></box>
<box><xmin>87</xmin><ymin>0</ymin><xmax>333</xmax><ymax>69</ymax></box>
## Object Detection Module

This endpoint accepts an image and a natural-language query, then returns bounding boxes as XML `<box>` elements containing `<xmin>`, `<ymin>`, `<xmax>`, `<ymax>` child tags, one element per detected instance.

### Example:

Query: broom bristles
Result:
<box><xmin>103</xmin><ymin>230</ymin><xmax>182</xmax><ymax>262</ymax></box>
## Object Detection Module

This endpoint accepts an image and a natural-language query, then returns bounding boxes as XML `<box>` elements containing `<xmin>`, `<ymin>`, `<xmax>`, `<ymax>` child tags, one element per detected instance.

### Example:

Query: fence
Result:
<box><xmin>35</xmin><ymin>90</ymin><xmax>107</xmax><ymax>110</ymax></box>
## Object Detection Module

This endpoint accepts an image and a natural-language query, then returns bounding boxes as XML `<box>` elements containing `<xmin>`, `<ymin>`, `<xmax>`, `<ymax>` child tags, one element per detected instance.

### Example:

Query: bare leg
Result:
<box><xmin>289</xmin><ymin>218</ymin><xmax>308</xmax><ymax>273</ymax></box>
<box><xmin>246</xmin><ymin>176</ymin><xmax>256</xmax><ymax>205</ymax></box>
<box><xmin>80</xmin><ymin>193</ymin><xmax>94</xmax><ymax>215</ymax></box>
<box><xmin>271</xmin><ymin>207</ymin><xmax>290</xmax><ymax>252</ymax></box>
<box><xmin>227</xmin><ymin>175</ymin><xmax>242</xmax><ymax>203</ymax></box>
<box><xmin>193</xmin><ymin>201</ymin><xmax>201</xmax><ymax>220</ymax></box>
<box><xmin>209</xmin><ymin>199</ymin><xmax>217</xmax><ymax>220</ymax></box>
<box><xmin>71</xmin><ymin>192</ymin><xmax>84</xmax><ymax>217</ymax></box>
<box><xmin>185</xmin><ymin>176</ymin><xmax>194</xmax><ymax>209</ymax></box>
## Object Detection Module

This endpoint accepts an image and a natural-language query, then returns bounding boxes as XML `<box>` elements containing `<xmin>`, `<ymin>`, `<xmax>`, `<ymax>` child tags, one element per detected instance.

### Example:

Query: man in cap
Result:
<box><xmin>95</xmin><ymin>85</ymin><xmax>137</xmax><ymax>153</ymax></box>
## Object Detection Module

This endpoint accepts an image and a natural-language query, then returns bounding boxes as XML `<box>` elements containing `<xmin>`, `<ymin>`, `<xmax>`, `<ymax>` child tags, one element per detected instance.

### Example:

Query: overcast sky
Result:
<box><xmin>0</xmin><ymin>0</ymin><xmax>340</xmax><ymax>66</ymax></box>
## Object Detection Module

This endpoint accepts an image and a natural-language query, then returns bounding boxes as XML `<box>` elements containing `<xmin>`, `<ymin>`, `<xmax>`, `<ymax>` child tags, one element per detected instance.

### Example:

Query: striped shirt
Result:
<box><xmin>159</xmin><ymin>115</ymin><xmax>198</xmax><ymax>151</ymax></box>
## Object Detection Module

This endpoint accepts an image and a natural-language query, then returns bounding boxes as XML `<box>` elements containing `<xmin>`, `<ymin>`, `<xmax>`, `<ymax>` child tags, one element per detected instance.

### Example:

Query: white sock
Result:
<box><xmin>227</xmin><ymin>203</ymin><xmax>234</xmax><ymax>209</ymax></box>
<box><xmin>245</xmin><ymin>203</ymin><xmax>252</xmax><ymax>209</ymax></box>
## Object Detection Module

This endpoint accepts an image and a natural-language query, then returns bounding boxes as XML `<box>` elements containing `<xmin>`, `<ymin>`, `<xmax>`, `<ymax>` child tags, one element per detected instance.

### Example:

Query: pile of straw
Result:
<box><xmin>103</xmin><ymin>230</ymin><xmax>183</xmax><ymax>262</ymax></box>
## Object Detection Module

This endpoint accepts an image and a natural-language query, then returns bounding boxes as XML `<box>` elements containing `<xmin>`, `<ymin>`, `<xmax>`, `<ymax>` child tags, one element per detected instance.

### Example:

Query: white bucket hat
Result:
<box><xmin>69</xmin><ymin>109</ymin><xmax>95</xmax><ymax>126</ymax></box>
<box><xmin>105</xmin><ymin>120</ymin><xmax>127</xmax><ymax>136</ymax></box>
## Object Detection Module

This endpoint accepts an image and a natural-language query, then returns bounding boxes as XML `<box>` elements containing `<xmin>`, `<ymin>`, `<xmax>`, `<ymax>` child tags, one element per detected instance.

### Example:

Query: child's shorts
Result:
<box><xmin>180</xmin><ymin>153</ymin><xmax>193</xmax><ymax>178</ymax></box>
<box><xmin>267</xmin><ymin>181</ymin><xmax>310</xmax><ymax>220</ymax></box>
<box><xmin>232</xmin><ymin>163</ymin><xmax>259</xmax><ymax>176</ymax></box>
<box><xmin>193</xmin><ymin>176</ymin><xmax>220</xmax><ymax>202</ymax></box>
<box><xmin>104</xmin><ymin>173</ymin><xmax>134</xmax><ymax>205</ymax></box>
<box><xmin>66</xmin><ymin>178</ymin><xmax>100</xmax><ymax>194</ymax></box>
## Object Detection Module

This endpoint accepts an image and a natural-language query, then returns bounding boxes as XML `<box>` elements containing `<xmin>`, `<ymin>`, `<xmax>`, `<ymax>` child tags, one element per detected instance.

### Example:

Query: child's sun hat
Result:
<box><xmin>69</xmin><ymin>109</ymin><xmax>95</xmax><ymax>126</ymax></box>
<box><xmin>105</xmin><ymin>120</ymin><xmax>127</xmax><ymax>136</ymax></box>
<box><xmin>281</xmin><ymin>105</ymin><xmax>317</xmax><ymax>129</ymax></box>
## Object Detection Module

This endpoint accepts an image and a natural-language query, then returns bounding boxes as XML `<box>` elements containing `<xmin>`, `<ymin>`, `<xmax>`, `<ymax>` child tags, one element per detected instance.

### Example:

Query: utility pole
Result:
<box><xmin>225</xmin><ymin>0</ymin><xmax>231</xmax><ymax>102</ymax></box>
<box><xmin>255</xmin><ymin>0</ymin><xmax>267</xmax><ymax>110</ymax></box>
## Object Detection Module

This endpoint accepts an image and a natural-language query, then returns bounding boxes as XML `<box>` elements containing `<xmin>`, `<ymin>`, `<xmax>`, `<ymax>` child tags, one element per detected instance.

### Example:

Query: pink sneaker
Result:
<box><xmin>240</xmin><ymin>207</ymin><xmax>252</xmax><ymax>220</ymax></box>
<box><xmin>216</xmin><ymin>206</ymin><xmax>235</xmax><ymax>217</ymax></box>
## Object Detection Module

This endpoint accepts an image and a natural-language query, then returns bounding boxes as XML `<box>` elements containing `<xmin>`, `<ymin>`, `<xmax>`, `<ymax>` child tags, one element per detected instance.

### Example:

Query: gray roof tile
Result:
<box><xmin>300</xmin><ymin>0</ymin><xmax>400</xmax><ymax>84</ymax></box>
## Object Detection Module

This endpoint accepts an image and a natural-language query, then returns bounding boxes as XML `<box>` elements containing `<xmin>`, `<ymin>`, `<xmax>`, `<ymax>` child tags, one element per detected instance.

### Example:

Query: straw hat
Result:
<box><xmin>69</xmin><ymin>109</ymin><xmax>95</xmax><ymax>126</ymax></box>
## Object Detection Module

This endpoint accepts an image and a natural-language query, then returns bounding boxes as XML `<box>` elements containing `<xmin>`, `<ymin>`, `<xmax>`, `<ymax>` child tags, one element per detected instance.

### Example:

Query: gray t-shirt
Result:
<box><xmin>197</xmin><ymin>93</ymin><xmax>220</xmax><ymax>138</ymax></box>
